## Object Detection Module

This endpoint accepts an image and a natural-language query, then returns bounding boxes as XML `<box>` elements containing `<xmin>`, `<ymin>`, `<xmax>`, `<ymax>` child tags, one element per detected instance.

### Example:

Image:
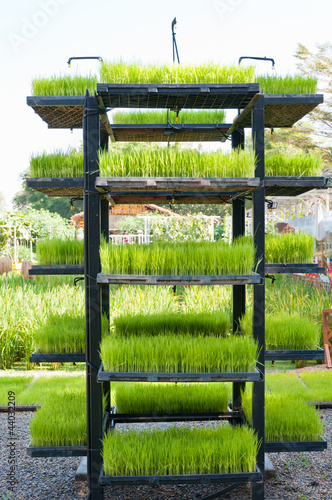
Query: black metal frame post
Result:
<box><xmin>83</xmin><ymin>92</ymin><xmax>104</xmax><ymax>500</ymax></box>
<box><xmin>100</xmin><ymin>131</ymin><xmax>111</xmax><ymax>416</ymax></box>
<box><xmin>251</xmin><ymin>97</ymin><xmax>265</xmax><ymax>500</ymax></box>
<box><xmin>232</xmin><ymin>129</ymin><xmax>246</xmax><ymax>410</ymax></box>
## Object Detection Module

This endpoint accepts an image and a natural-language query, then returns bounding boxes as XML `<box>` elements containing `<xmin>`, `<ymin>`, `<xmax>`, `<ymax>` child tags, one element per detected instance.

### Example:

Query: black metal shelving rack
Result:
<box><xmin>26</xmin><ymin>84</ymin><xmax>327</xmax><ymax>499</ymax></box>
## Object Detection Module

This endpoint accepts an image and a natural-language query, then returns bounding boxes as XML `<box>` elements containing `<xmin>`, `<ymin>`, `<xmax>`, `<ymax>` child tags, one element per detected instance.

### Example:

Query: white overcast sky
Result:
<box><xmin>0</xmin><ymin>0</ymin><xmax>331</xmax><ymax>208</ymax></box>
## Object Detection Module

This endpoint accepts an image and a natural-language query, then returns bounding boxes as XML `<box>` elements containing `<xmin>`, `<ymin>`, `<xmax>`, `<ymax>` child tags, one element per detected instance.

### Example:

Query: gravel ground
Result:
<box><xmin>1</xmin><ymin>410</ymin><xmax>332</xmax><ymax>500</ymax></box>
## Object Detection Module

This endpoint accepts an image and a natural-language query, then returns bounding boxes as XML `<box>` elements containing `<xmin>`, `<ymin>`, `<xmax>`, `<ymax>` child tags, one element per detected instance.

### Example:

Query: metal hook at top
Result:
<box><xmin>171</xmin><ymin>17</ymin><xmax>180</xmax><ymax>64</ymax></box>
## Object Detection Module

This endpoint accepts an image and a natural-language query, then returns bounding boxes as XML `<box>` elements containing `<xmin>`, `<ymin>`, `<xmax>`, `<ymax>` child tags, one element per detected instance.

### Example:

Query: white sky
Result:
<box><xmin>0</xmin><ymin>0</ymin><xmax>331</xmax><ymax>208</ymax></box>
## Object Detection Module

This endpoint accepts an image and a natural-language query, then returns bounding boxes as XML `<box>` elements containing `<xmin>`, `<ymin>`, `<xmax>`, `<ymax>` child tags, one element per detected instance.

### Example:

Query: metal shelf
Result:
<box><xmin>265</xmin><ymin>440</ymin><xmax>327</xmax><ymax>453</ymax></box>
<box><xmin>96</xmin><ymin>177</ymin><xmax>262</xmax><ymax>204</ymax></box>
<box><xmin>99</xmin><ymin>469</ymin><xmax>262</xmax><ymax>486</ymax></box>
<box><xmin>265</xmin><ymin>176</ymin><xmax>327</xmax><ymax>196</ymax></box>
<box><xmin>26</xmin><ymin>177</ymin><xmax>83</xmax><ymax>197</ymax></box>
<box><xmin>97</xmin><ymin>83</ymin><xmax>260</xmax><ymax>110</ymax></box>
<box><xmin>265</xmin><ymin>349</ymin><xmax>324</xmax><ymax>361</ymax></box>
<box><xmin>109</xmin><ymin>410</ymin><xmax>240</xmax><ymax>424</ymax></box>
<box><xmin>29</xmin><ymin>352</ymin><xmax>85</xmax><ymax>363</ymax></box>
<box><xmin>238</xmin><ymin>94</ymin><xmax>324</xmax><ymax>128</ymax></box>
<box><xmin>27</xmin><ymin>96</ymin><xmax>85</xmax><ymax>129</ymax></box>
<box><xmin>97</xmin><ymin>273</ymin><xmax>261</xmax><ymax>285</ymax></box>
<box><xmin>265</xmin><ymin>263</ymin><xmax>325</xmax><ymax>274</ymax></box>
<box><xmin>29</xmin><ymin>265</ymin><xmax>84</xmax><ymax>276</ymax></box>
<box><xmin>97</xmin><ymin>364</ymin><xmax>262</xmax><ymax>383</ymax></box>
<box><xmin>27</xmin><ymin>443</ymin><xmax>87</xmax><ymax>457</ymax></box>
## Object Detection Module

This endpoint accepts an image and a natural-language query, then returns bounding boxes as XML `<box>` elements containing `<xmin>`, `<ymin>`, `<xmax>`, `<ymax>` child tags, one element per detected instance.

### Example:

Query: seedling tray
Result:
<box><xmin>26</xmin><ymin>177</ymin><xmax>83</xmax><ymax>197</ymax></box>
<box><xmin>97</xmin><ymin>273</ymin><xmax>261</xmax><ymax>286</ymax></box>
<box><xmin>265</xmin><ymin>263</ymin><xmax>325</xmax><ymax>274</ymax></box>
<box><xmin>29</xmin><ymin>351</ymin><xmax>85</xmax><ymax>363</ymax></box>
<box><xmin>265</xmin><ymin>439</ymin><xmax>327</xmax><ymax>453</ymax></box>
<box><xmin>27</xmin><ymin>443</ymin><xmax>87</xmax><ymax>457</ymax></box>
<box><xmin>29</xmin><ymin>265</ymin><xmax>84</xmax><ymax>276</ymax></box>
<box><xmin>99</xmin><ymin>469</ymin><xmax>262</xmax><ymax>486</ymax></box>
<box><xmin>97</xmin><ymin>364</ymin><xmax>262</xmax><ymax>383</ymax></box>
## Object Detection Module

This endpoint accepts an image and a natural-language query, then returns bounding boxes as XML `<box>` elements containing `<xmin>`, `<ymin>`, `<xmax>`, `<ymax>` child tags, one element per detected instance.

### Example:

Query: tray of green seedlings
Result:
<box><xmin>99</xmin><ymin>236</ymin><xmax>257</xmax><ymax>283</ymax></box>
<box><xmin>101</xmin><ymin>423</ymin><xmax>260</xmax><ymax>483</ymax></box>
<box><xmin>36</xmin><ymin>238</ymin><xmax>84</xmax><ymax>266</ymax></box>
<box><xmin>28</xmin><ymin>149</ymin><xmax>84</xmax><ymax>178</ymax></box>
<box><xmin>265</xmin><ymin>152</ymin><xmax>322</xmax><ymax>178</ymax></box>
<box><xmin>99</xmin><ymin>311</ymin><xmax>259</xmax><ymax>380</ymax></box>
<box><xmin>100</xmin><ymin>61</ymin><xmax>256</xmax><ymax>84</ymax></box>
<box><xmin>265</xmin><ymin>232</ymin><xmax>315</xmax><ymax>265</ymax></box>
<box><xmin>240</xmin><ymin>311</ymin><xmax>320</xmax><ymax>352</ymax></box>
<box><xmin>242</xmin><ymin>386</ymin><xmax>326</xmax><ymax>451</ymax></box>
<box><xmin>31</xmin><ymin>74</ymin><xmax>98</xmax><ymax>96</ymax></box>
<box><xmin>256</xmin><ymin>74</ymin><xmax>317</xmax><ymax>95</ymax></box>
<box><xmin>111</xmin><ymin>109</ymin><xmax>226</xmax><ymax>124</ymax></box>
<box><xmin>112</xmin><ymin>382</ymin><xmax>231</xmax><ymax>422</ymax></box>
<box><xmin>33</xmin><ymin>313</ymin><xmax>85</xmax><ymax>355</ymax></box>
<box><xmin>98</xmin><ymin>146</ymin><xmax>256</xmax><ymax>179</ymax></box>
<box><xmin>28</xmin><ymin>386</ymin><xmax>87</xmax><ymax>457</ymax></box>
<box><xmin>31</xmin><ymin>313</ymin><xmax>108</xmax><ymax>362</ymax></box>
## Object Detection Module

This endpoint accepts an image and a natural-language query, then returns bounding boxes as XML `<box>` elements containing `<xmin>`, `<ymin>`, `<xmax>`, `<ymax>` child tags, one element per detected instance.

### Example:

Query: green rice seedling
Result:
<box><xmin>240</xmin><ymin>311</ymin><xmax>320</xmax><ymax>350</ymax></box>
<box><xmin>112</xmin><ymin>109</ymin><xmax>226</xmax><ymax>124</ymax></box>
<box><xmin>36</xmin><ymin>238</ymin><xmax>84</xmax><ymax>265</ymax></box>
<box><xmin>114</xmin><ymin>312</ymin><xmax>230</xmax><ymax>337</ymax></box>
<box><xmin>99</xmin><ymin>147</ymin><xmax>255</xmax><ymax>178</ymax></box>
<box><xmin>242</xmin><ymin>389</ymin><xmax>323</xmax><ymax>442</ymax></box>
<box><xmin>255</xmin><ymin>74</ymin><xmax>317</xmax><ymax>95</ymax></box>
<box><xmin>100</xmin><ymin>237</ymin><xmax>254</xmax><ymax>276</ymax></box>
<box><xmin>100</xmin><ymin>334</ymin><xmax>258</xmax><ymax>373</ymax></box>
<box><xmin>114</xmin><ymin>382</ymin><xmax>230</xmax><ymax>413</ymax></box>
<box><xmin>30</xmin><ymin>387</ymin><xmax>86</xmax><ymax>446</ymax></box>
<box><xmin>265</xmin><ymin>153</ymin><xmax>322</xmax><ymax>177</ymax></box>
<box><xmin>265</xmin><ymin>232</ymin><xmax>315</xmax><ymax>264</ymax></box>
<box><xmin>103</xmin><ymin>424</ymin><xmax>258</xmax><ymax>476</ymax></box>
<box><xmin>17</xmin><ymin>373</ymin><xmax>85</xmax><ymax>405</ymax></box>
<box><xmin>29</xmin><ymin>149</ymin><xmax>84</xmax><ymax>178</ymax></box>
<box><xmin>300</xmin><ymin>372</ymin><xmax>332</xmax><ymax>402</ymax></box>
<box><xmin>34</xmin><ymin>313</ymin><xmax>109</xmax><ymax>353</ymax></box>
<box><xmin>0</xmin><ymin>375</ymin><xmax>34</xmax><ymax>405</ymax></box>
<box><xmin>34</xmin><ymin>314</ymin><xmax>85</xmax><ymax>353</ymax></box>
<box><xmin>31</xmin><ymin>74</ymin><xmax>97</xmax><ymax>96</ymax></box>
<box><xmin>100</xmin><ymin>61</ymin><xmax>255</xmax><ymax>84</ymax></box>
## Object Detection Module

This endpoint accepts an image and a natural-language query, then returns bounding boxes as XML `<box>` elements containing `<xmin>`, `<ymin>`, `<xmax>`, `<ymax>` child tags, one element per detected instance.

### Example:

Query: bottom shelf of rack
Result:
<box><xmin>265</xmin><ymin>440</ymin><xmax>327</xmax><ymax>453</ymax></box>
<box><xmin>99</xmin><ymin>469</ymin><xmax>262</xmax><ymax>486</ymax></box>
<box><xmin>26</xmin><ymin>443</ymin><xmax>87</xmax><ymax>457</ymax></box>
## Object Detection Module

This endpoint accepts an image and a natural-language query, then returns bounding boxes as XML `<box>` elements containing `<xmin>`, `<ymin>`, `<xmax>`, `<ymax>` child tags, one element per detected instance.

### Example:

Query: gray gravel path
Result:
<box><xmin>1</xmin><ymin>410</ymin><xmax>332</xmax><ymax>500</ymax></box>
